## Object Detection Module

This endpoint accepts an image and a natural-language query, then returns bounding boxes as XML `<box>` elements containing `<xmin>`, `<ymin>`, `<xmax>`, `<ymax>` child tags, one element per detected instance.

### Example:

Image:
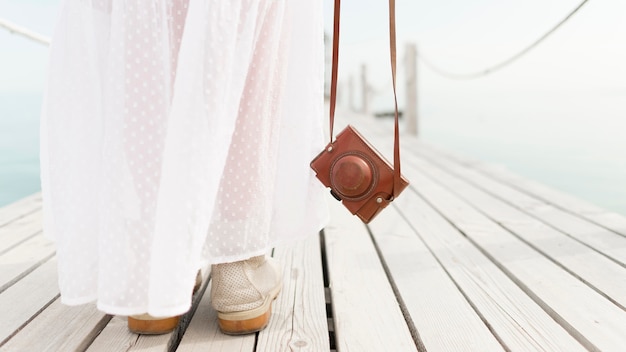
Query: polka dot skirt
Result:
<box><xmin>41</xmin><ymin>0</ymin><xmax>328</xmax><ymax>317</ymax></box>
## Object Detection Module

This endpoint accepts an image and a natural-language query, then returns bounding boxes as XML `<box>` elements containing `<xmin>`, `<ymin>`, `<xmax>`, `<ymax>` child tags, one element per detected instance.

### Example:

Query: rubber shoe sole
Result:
<box><xmin>128</xmin><ymin>315</ymin><xmax>180</xmax><ymax>335</ymax></box>
<box><xmin>216</xmin><ymin>282</ymin><xmax>282</xmax><ymax>335</ymax></box>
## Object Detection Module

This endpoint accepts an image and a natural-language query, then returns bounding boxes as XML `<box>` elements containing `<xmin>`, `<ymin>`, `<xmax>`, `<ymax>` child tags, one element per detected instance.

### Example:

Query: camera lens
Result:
<box><xmin>331</xmin><ymin>154</ymin><xmax>374</xmax><ymax>198</ymax></box>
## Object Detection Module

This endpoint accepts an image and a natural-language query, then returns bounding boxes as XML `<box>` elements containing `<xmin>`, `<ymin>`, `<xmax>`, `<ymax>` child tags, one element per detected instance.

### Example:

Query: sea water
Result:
<box><xmin>419</xmin><ymin>88</ymin><xmax>626</xmax><ymax>216</ymax></box>
<box><xmin>0</xmin><ymin>92</ymin><xmax>41</xmax><ymax>207</ymax></box>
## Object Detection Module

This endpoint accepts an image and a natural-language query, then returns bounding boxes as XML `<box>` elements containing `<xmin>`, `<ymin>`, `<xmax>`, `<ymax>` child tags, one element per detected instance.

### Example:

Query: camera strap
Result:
<box><xmin>328</xmin><ymin>0</ymin><xmax>403</xmax><ymax>199</ymax></box>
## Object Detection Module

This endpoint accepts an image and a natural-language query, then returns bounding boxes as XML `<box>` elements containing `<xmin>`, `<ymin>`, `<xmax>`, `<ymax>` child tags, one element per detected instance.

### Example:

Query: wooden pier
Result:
<box><xmin>2</xmin><ymin>112</ymin><xmax>626</xmax><ymax>351</ymax></box>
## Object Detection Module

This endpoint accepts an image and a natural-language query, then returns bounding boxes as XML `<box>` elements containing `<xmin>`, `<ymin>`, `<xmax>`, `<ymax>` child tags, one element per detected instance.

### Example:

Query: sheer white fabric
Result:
<box><xmin>41</xmin><ymin>0</ymin><xmax>328</xmax><ymax>316</ymax></box>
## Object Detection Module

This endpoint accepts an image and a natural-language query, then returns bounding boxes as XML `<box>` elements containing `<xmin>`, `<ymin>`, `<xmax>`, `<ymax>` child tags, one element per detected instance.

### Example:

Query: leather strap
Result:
<box><xmin>329</xmin><ymin>0</ymin><xmax>340</xmax><ymax>141</ymax></box>
<box><xmin>329</xmin><ymin>0</ymin><xmax>402</xmax><ymax>199</ymax></box>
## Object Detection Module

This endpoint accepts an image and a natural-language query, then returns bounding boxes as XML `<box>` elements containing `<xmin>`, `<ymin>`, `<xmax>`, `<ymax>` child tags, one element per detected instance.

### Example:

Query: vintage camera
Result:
<box><xmin>310</xmin><ymin>125</ymin><xmax>409</xmax><ymax>223</ymax></box>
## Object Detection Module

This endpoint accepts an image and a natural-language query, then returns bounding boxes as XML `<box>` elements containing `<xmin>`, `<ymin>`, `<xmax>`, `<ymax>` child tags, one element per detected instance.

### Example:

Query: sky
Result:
<box><xmin>2</xmin><ymin>0</ymin><xmax>624</xmax><ymax>96</ymax></box>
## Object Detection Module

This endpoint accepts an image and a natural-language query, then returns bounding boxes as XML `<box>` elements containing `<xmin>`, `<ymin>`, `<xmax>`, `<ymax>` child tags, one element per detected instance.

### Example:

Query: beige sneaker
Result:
<box><xmin>210</xmin><ymin>255</ymin><xmax>282</xmax><ymax>335</ymax></box>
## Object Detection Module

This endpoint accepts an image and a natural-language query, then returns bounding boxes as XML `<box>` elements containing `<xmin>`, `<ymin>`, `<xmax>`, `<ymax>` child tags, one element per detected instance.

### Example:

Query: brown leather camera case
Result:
<box><xmin>311</xmin><ymin>125</ymin><xmax>409</xmax><ymax>223</ymax></box>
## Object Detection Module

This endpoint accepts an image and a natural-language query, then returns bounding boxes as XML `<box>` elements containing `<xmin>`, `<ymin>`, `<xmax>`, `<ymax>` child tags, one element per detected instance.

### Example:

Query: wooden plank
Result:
<box><xmin>0</xmin><ymin>193</ymin><xmax>41</xmax><ymax>228</ymax></box>
<box><xmin>412</xmin><ymin>144</ymin><xmax>626</xmax><ymax>268</ymax></box>
<box><xmin>492</xmin><ymin>171</ymin><xmax>626</xmax><ymax>237</ymax></box>
<box><xmin>390</xmin><ymin>173</ymin><xmax>596</xmax><ymax>352</ymax></box>
<box><xmin>256</xmin><ymin>235</ymin><xmax>330</xmax><ymax>351</ymax></box>
<box><xmin>127</xmin><ymin>325</ymin><xmax>172</xmax><ymax>351</ymax></box>
<box><xmin>175</xmin><ymin>281</ymin><xmax>255</xmax><ymax>352</ymax></box>
<box><xmin>0</xmin><ymin>298</ymin><xmax>109</xmax><ymax>351</ymax></box>
<box><xmin>398</xmin><ymin>161</ymin><xmax>626</xmax><ymax>351</ymax></box>
<box><xmin>86</xmin><ymin>315</ymin><xmax>152</xmax><ymax>352</ymax></box>
<box><xmin>379</xmin><ymin>192</ymin><xmax>583</xmax><ymax>351</ymax></box>
<box><xmin>416</xmin><ymin>142</ymin><xmax>626</xmax><ymax>238</ymax></box>
<box><xmin>367</xmin><ymin>205</ymin><xmax>506</xmax><ymax>351</ymax></box>
<box><xmin>506</xmin><ymin>204</ymin><xmax>626</xmax><ymax>266</ymax></box>
<box><xmin>0</xmin><ymin>257</ymin><xmax>59</xmax><ymax>345</ymax></box>
<box><xmin>0</xmin><ymin>233</ymin><xmax>56</xmax><ymax>293</ymax></box>
<box><xmin>407</xmin><ymin>152</ymin><xmax>626</xmax><ymax>310</ymax></box>
<box><xmin>88</xmin><ymin>315</ymin><xmax>174</xmax><ymax>351</ymax></box>
<box><xmin>324</xmin><ymin>198</ymin><xmax>417</xmax><ymax>352</ymax></box>
<box><xmin>0</xmin><ymin>209</ymin><xmax>42</xmax><ymax>255</ymax></box>
<box><xmin>179</xmin><ymin>238</ymin><xmax>329</xmax><ymax>352</ymax></box>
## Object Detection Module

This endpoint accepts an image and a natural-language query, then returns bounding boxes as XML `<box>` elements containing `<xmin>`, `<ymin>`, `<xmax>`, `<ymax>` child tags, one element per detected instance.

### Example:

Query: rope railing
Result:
<box><xmin>2</xmin><ymin>0</ymin><xmax>590</xmax><ymax>79</ymax></box>
<box><xmin>417</xmin><ymin>0</ymin><xmax>590</xmax><ymax>80</ymax></box>
<box><xmin>0</xmin><ymin>18</ymin><xmax>50</xmax><ymax>46</ymax></box>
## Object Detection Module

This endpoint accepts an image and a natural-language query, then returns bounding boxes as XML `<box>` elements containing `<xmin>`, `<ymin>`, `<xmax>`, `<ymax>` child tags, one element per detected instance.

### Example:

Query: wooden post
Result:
<box><xmin>361</xmin><ymin>64</ymin><xmax>369</xmax><ymax>114</ymax></box>
<box><xmin>405</xmin><ymin>43</ymin><xmax>418</xmax><ymax>136</ymax></box>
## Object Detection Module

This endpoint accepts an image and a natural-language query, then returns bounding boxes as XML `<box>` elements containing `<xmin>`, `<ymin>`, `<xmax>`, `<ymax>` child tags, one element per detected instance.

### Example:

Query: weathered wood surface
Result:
<box><xmin>409</xmin><ymin>149</ymin><xmax>626</xmax><ymax>311</ymax></box>
<box><xmin>367</xmin><ymin>204</ymin><xmax>506</xmax><ymax>351</ymax></box>
<box><xmin>2</xmin><ymin>299</ymin><xmax>109</xmax><ymax>352</ymax></box>
<box><xmin>3</xmin><ymin>113</ymin><xmax>626</xmax><ymax>351</ymax></box>
<box><xmin>176</xmin><ymin>234</ymin><xmax>329</xmax><ymax>352</ymax></box>
<box><xmin>255</xmin><ymin>235</ymin><xmax>329</xmax><ymax>351</ymax></box>
<box><xmin>352</xmin><ymin>113</ymin><xmax>626</xmax><ymax>351</ymax></box>
<box><xmin>0</xmin><ymin>196</ymin><xmax>332</xmax><ymax>352</ymax></box>
<box><xmin>0</xmin><ymin>193</ymin><xmax>41</xmax><ymax>228</ymax></box>
<box><xmin>323</xmin><ymin>199</ymin><xmax>418</xmax><ymax>352</ymax></box>
<box><xmin>423</xmin><ymin>144</ymin><xmax>626</xmax><ymax>238</ymax></box>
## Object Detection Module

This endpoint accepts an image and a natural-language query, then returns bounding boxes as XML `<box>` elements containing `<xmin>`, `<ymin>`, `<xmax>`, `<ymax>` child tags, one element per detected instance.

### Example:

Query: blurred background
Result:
<box><xmin>1</xmin><ymin>0</ymin><xmax>625</xmax><ymax>214</ymax></box>
<box><xmin>1</xmin><ymin>0</ymin><xmax>58</xmax><ymax>207</ymax></box>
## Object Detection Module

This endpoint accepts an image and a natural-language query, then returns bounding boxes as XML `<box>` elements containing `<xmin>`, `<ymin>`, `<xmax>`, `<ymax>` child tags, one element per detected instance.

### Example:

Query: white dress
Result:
<box><xmin>41</xmin><ymin>0</ymin><xmax>329</xmax><ymax>317</ymax></box>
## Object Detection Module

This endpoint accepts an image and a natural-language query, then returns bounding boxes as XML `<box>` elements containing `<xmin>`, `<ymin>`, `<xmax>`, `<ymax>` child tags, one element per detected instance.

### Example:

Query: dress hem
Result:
<box><xmin>96</xmin><ymin>303</ymin><xmax>192</xmax><ymax>318</ymax></box>
<box><xmin>58</xmin><ymin>221</ymin><xmax>328</xmax><ymax>316</ymax></box>
<box><xmin>60</xmin><ymin>295</ymin><xmax>99</xmax><ymax>306</ymax></box>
